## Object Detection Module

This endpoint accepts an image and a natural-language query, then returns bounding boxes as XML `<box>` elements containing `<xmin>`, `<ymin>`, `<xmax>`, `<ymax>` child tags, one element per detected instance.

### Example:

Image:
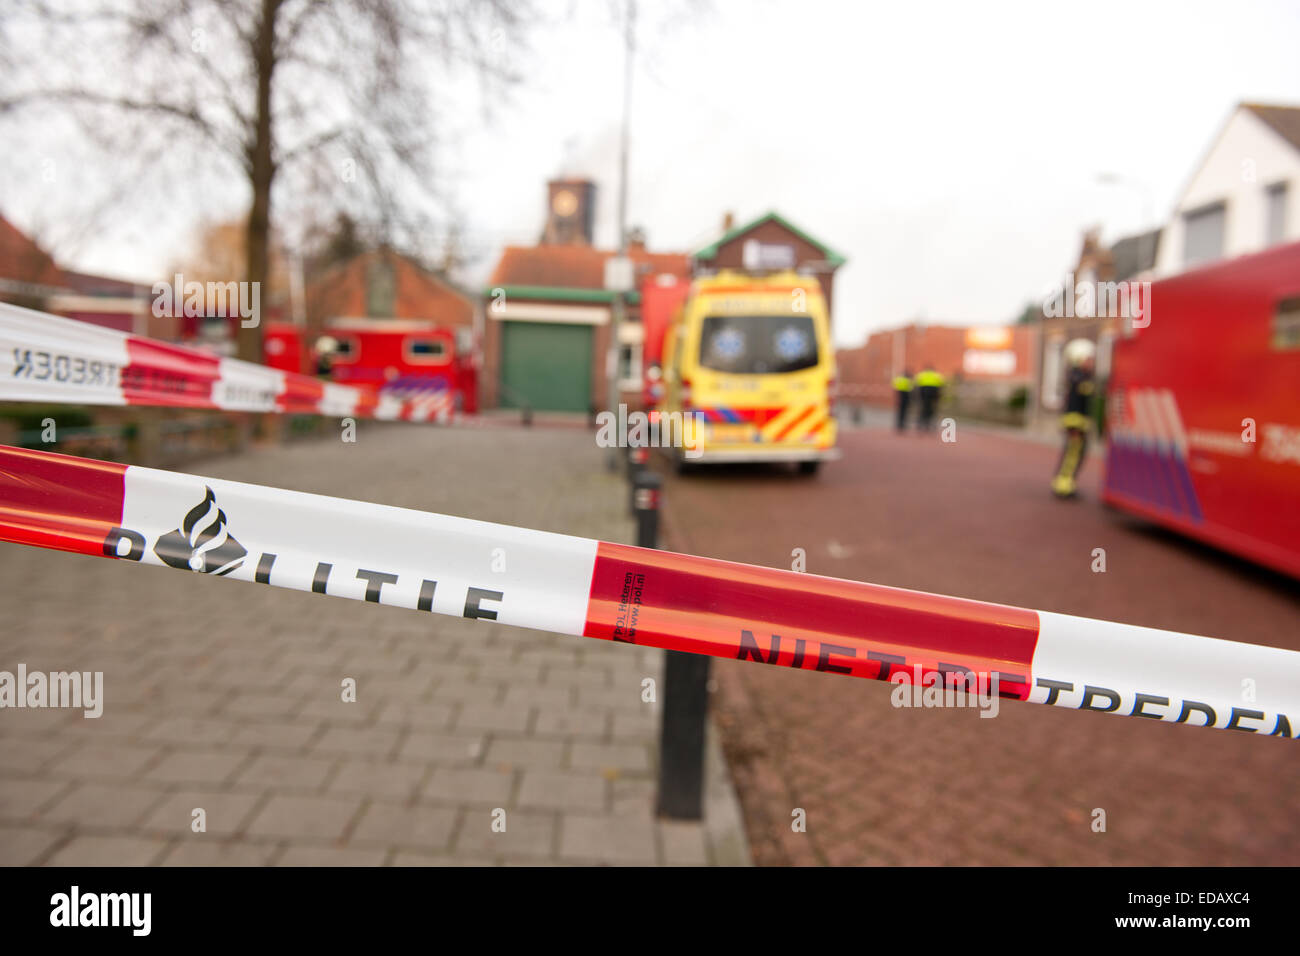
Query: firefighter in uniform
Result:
<box><xmin>914</xmin><ymin>365</ymin><xmax>945</xmax><ymax>431</ymax></box>
<box><xmin>892</xmin><ymin>369</ymin><xmax>914</xmax><ymax>432</ymax></box>
<box><xmin>314</xmin><ymin>335</ymin><xmax>338</xmax><ymax>377</ymax></box>
<box><xmin>1051</xmin><ymin>338</ymin><xmax>1097</xmax><ymax>498</ymax></box>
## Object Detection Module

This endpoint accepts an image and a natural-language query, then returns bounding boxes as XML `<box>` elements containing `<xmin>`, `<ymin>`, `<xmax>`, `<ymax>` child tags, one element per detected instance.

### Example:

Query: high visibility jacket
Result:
<box><xmin>915</xmin><ymin>370</ymin><xmax>945</xmax><ymax>389</ymax></box>
<box><xmin>892</xmin><ymin>376</ymin><xmax>913</xmax><ymax>392</ymax></box>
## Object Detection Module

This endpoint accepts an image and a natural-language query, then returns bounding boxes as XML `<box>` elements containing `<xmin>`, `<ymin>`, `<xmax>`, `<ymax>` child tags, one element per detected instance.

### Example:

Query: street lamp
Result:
<box><xmin>605</xmin><ymin>0</ymin><xmax>636</xmax><ymax>471</ymax></box>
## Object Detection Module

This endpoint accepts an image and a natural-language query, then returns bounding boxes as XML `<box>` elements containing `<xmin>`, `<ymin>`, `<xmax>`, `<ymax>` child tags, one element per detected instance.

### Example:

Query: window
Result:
<box><xmin>404</xmin><ymin>337</ymin><xmax>447</xmax><ymax>364</ymax></box>
<box><xmin>742</xmin><ymin>239</ymin><xmax>796</xmax><ymax>271</ymax></box>
<box><xmin>1182</xmin><ymin>201</ymin><xmax>1226</xmax><ymax>268</ymax></box>
<box><xmin>327</xmin><ymin>338</ymin><xmax>358</xmax><ymax>364</ymax></box>
<box><xmin>698</xmin><ymin>314</ymin><xmax>820</xmax><ymax>374</ymax></box>
<box><xmin>617</xmin><ymin>343</ymin><xmax>642</xmax><ymax>389</ymax></box>
<box><xmin>1272</xmin><ymin>297</ymin><xmax>1300</xmax><ymax>351</ymax></box>
<box><xmin>1266</xmin><ymin>182</ymin><xmax>1288</xmax><ymax>247</ymax></box>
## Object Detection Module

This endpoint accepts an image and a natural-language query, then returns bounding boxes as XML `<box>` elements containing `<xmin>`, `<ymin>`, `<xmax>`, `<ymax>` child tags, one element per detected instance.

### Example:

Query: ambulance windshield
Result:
<box><xmin>698</xmin><ymin>314</ymin><xmax>819</xmax><ymax>374</ymax></box>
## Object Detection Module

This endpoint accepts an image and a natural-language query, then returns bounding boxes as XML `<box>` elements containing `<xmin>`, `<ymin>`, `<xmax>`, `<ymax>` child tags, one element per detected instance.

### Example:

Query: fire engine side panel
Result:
<box><xmin>328</xmin><ymin>328</ymin><xmax>456</xmax><ymax>389</ymax></box>
<box><xmin>639</xmin><ymin>277</ymin><xmax>690</xmax><ymax>408</ymax></box>
<box><xmin>1104</xmin><ymin>241</ymin><xmax>1300</xmax><ymax>579</ymax></box>
<box><xmin>263</xmin><ymin>323</ymin><xmax>305</xmax><ymax>375</ymax></box>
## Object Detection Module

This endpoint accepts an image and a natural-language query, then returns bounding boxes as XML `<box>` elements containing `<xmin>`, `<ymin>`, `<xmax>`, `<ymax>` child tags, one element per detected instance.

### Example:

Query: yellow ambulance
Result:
<box><xmin>657</xmin><ymin>270</ymin><xmax>839</xmax><ymax>474</ymax></box>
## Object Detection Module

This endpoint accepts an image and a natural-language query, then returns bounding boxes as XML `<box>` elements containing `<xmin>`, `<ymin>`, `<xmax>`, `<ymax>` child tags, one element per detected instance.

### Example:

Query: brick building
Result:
<box><xmin>837</xmin><ymin>323</ymin><xmax>1034</xmax><ymax>413</ymax></box>
<box><xmin>1030</xmin><ymin>226</ymin><xmax>1160</xmax><ymax>423</ymax></box>
<box><xmin>693</xmin><ymin>210</ymin><xmax>846</xmax><ymax>330</ymax></box>
<box><xmin>306</xmin><ymin>250</ymin><xmax>475</xmax><ymax>337</ymax></box>
<box><xmin>0</xmin><ymin>215</ymin><xmax>63</xmax><ymax>307</ymax></box>
<box><xmin>481</xmin><ymin>180</ymin><xmax>690</xmax><ymax>413</ymax></box>
<box><xmin>0</xmin><ymin>213</ymin><xmax>154</xmax><ymax>333</ymax></box>
<box><xmin>481</xmin><ymin>189</ymin><xmax>846</xmax><ymax>413</ymax></box>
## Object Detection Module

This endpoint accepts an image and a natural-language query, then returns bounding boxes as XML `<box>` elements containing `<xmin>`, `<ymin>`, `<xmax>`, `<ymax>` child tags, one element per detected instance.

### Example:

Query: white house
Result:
<box><xmin>1155</xmin><ymin>103</ymin><xmax>1300</xmax><ymax>276</ymax></box>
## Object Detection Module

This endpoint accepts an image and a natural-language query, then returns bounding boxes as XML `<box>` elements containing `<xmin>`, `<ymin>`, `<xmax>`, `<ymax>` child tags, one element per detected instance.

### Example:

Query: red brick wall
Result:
<box><xmin>838</xmin><ymin>325</ymin><xmax>1034</xmax><ymax>405</ymax></box>
<box><xmin>483</xmin><ymin>315</ymin><xmax>501</xmax><ymax>409</ymax></box>
<box><xmin>703</xmin><ymin>219</ymin><xmax>838</xmax><ymax>326</ymax></box>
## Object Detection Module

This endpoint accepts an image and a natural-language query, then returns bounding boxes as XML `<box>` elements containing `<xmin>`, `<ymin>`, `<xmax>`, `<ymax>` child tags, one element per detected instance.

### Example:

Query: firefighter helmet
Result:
<box><xmin>1063</xmin><ymin>338</ymin><xmax>1097</xmax><ymax>367</ymax></box>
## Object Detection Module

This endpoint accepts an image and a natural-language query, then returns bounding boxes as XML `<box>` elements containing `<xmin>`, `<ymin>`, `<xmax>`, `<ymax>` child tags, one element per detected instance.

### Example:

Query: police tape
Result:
<box><xmin>0</xmin><ymin>302</ymin><xmax>452</xmax><ymax>422</ymax></box>
<box><xmin>1</xmin><ymin>441</ymin><xmax>1297</xmax><ymax>738</ymax></box>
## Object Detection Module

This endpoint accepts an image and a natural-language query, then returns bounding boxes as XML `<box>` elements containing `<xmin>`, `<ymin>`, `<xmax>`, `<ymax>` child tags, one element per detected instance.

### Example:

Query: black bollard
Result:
<box><xmin>632</xmin><ymin>469</ymin><xmax>659</xmax><ymax>549</ymax></box>
<box><xmin>638</xmin><ymin>470</ymin><xmax>710</xmax><ymax>821</ymax></box>
<box><xmin>627</xmin><ymin>445</ymin><xmax>648</xmax><ymax>514</ymax></box>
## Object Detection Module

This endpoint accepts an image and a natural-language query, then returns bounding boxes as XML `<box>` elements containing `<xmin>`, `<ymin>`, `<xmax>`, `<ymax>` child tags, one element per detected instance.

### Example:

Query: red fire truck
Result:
<box><xmin>1104</xmin><ymin>240</ymin><xmax>1300</xmax><ymax>579</ymax></box>
<box><xmin>263</xmin><ymin>322</ymin><xmax>307</xmax><ymax>375</ymax></box>
<box><xmin>639</xmin><ymin>273</ymin><xmax>691</xmax><ymax>408</ymax></box>
<box><xmin>314</xmin><ymin>318</ymin><xmax>478</xmax><ymax>415</ymax></box>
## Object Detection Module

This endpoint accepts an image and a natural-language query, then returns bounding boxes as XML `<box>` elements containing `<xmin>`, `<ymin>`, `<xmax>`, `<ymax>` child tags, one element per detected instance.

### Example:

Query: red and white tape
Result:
<box><xmin>0</xmin><ymin>303</ymin><xmax>451</xmax><ymax>422</ymax></box>
<box><xmin>1</xmin><ymin>443</ymin><xmax>1296</xmax><ymax>738</ymax></box>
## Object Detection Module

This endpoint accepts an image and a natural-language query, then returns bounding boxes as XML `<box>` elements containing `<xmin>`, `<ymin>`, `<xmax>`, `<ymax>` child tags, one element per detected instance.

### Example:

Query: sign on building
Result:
<box><xmin>604</xmin><ymin>256</ymin><xmax>634</xmax><ymax>293</ymax></box>
<box><xmin>742</xmin><ymin>239</ymin><xmax>797</xmax><ymax>271</ymax></box>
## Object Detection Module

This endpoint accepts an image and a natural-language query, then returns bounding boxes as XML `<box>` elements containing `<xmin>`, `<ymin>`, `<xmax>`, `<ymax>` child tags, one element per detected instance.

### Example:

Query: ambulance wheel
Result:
<box><xmin>798</xmin><ymin>460</ymin><xmax>821</xmax><ymax>476</ymax></box>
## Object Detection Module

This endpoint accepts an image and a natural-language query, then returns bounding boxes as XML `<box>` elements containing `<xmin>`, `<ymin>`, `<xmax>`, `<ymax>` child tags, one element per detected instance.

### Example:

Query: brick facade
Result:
<box><xmin>837</xmin><ymin>324</ymin><xmax>1034</xmax><ymax>406</ymax></box>
<box><xmin>306</xmin><ymin>251</ymin><xmax>474</xmax><ymax>339</ymax></box>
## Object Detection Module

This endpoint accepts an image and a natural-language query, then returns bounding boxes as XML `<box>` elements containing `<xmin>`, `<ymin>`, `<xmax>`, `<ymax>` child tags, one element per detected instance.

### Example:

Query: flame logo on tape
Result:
<box><xmin>153</xmin><ymin>486</ymin><xmax>247</xmax><ymax>575</ymax></box>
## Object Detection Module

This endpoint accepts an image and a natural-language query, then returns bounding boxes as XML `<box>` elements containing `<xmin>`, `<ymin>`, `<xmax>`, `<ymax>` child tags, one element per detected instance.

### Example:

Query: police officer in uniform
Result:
<box><xmin>1051</xmin><ymin>338</ymin><xmax>1097</xmax><ymax>498</ymax></box>
<box><xmin>892</xmin><ymin>369</ymin><xmax>914</xmax><ymax>432</ymax></box>
<box><xmin>914</xmin><ymin>365</ymin><xmax>945</xmax><ymax>431</ymax></box>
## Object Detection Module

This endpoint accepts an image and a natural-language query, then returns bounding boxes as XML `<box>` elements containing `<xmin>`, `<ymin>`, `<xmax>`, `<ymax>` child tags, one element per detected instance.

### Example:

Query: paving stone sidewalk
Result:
<box><xmin>0</xmin><ymin>424</ymin><xmax>750</xmax><ymax>866</ymax></box>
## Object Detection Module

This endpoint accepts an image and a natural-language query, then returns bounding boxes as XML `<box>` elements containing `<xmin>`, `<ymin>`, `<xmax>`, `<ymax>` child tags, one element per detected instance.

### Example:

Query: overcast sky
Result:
<box><xmin>4</xmin><ymin>0</ymin><xmax>1300</xmax><ymax>346</ymax></box>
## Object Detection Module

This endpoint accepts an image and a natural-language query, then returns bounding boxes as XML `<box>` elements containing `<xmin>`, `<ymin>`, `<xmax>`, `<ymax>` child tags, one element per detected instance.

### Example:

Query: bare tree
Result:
<box><xmin>1</xmin><ymin>0</ymin><xmax>534</xmax><ymax>361</ymax></box>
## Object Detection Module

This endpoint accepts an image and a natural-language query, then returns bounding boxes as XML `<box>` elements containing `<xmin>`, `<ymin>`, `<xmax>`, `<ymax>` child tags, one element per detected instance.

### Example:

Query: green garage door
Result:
<box><xmin>500</xmin><ymin>321</ymin><xmax>593</xmax><ymax>412</ymax></box>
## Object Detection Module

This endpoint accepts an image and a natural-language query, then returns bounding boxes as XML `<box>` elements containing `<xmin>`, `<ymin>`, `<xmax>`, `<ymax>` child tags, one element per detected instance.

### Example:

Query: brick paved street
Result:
<box><xmin>0</xmin><ymin>424</ymin><xmax>750</xmax><ymax>866</ymax></box>
<box><xmin>659</xmin><ymin>420</ymin><xmax>1300</xmax><ymax>866</ymax></box>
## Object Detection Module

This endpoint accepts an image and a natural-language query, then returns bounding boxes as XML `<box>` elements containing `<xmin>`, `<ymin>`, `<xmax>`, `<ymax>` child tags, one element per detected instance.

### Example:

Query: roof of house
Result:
<box><xmin>0</xmin><ymin>214</ymin><xmax>64</xmax><ymax>289</ymax></box>
<box><xmin>692</xmin><ymin>210</ymin><xmax>847</xmax><ymax>266</ymax></box>
<box><xmin>2</xmin><ymin>214</ymin><xmax>157</xmax><ymax>300</ymax></box>
<box><xmin>1244</xmin><ymin>103</ymin><xmax>1300</xmax><ymax>153</ymax></box>
<box><xmin>307</xmin><ymin>249</ymin><xmax>475</xmax><ymax>326</ymax></box>
<box><xmin>486</xmin><ymin>244</ymin><xmax>691</xmax><ymax>302</ymax></box>
<box><xmin>1109</xmin><ymin>228</ymin><xmax>1162</xmax><ymax>282</ymax></box>
<box><xmin>1165</xmin><ymin>102</ymin><xmax>1300</xmax><ymax>219</ymax></box>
